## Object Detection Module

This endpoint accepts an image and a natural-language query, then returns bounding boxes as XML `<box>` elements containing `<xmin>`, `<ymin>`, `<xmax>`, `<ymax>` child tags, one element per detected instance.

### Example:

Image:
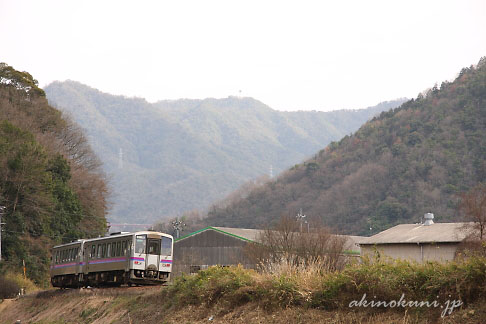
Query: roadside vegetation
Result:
<box><xmin>164</xmin><ymin>256</ymin><xmax>486</xmax><ymax>318</ymax></box>
<box><xmin>0</xmin><ymin>272</ymin><xmax>39</xmax><ymax>299</ymax></box>
<box><xmin>3</xmin><ymin>257</ymin><xmax>486</xmax><ymax>323</ymax></box>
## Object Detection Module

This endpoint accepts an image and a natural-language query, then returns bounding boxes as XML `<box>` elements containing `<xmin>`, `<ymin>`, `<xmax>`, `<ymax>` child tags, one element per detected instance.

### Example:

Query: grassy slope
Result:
<box><xmin>2</xmin><ymin>258</ymin><xmax>486</xmax><ymax>323</ymax></box>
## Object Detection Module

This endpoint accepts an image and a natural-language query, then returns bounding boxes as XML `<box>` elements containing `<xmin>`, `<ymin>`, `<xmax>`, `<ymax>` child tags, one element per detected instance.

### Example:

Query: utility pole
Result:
<box><xmin>0</xmin><ymin>206</ymin><xmax>5</xmax><ymax>262</ymax></box>
<box><xmin>296</xmin><ymin>208</ymin><xmax>306</xmax><ymax>233</ymax></box>
<box><xmin>172</xmin><ymin>218</ymin><xmax>186</xmax><ymax>239</ymax></box>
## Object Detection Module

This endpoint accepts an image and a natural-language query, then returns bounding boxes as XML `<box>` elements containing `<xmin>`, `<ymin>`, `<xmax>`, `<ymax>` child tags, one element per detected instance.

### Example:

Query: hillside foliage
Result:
<box><xmin>204</xmin><ymin>58</ymin><xmax>486</xmax><ymax>235</ymax></box>
<box><xmin>0</xmin><ymin>63</ymin><xmax>108</xmax><ymax>283</ymax></box>
<box><xmin>44</xmin><ymin>81</ymin><xmax>405</xmax><ymax>225</ymax></box>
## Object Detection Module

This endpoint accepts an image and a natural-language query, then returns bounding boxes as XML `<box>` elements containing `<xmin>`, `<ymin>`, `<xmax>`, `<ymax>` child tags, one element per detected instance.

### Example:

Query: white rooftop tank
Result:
<box><xmin>424</xmin><ymin>213</ymin><xmax>434</xmax><ymax>226</ymax></box>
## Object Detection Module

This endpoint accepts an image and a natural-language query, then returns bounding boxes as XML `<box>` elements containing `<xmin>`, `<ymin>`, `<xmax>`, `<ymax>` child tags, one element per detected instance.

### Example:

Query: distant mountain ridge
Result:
<box><xmin>203</xmin><ymin>58</ymin><xmax>486</xmax><ymax>235</ymax></box>
<box><xmin>44</xmin><ymin>80</ymin><xmax>406</xmax><ymax>225</ymax></box>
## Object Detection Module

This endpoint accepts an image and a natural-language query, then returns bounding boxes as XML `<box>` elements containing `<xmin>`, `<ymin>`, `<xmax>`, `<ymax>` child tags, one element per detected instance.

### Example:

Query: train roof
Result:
<box><xmin>52</xmin><ymin>239</ymin><xmax>84</xmax><ymax>249</ymax></box>
<box><xmin>52</xmin><ymin>231</ymin><xmax>173</xmax><ymax>249</ymax></box>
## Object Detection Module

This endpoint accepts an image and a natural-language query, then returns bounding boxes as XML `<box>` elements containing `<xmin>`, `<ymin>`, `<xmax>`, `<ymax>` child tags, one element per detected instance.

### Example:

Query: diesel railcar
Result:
<box><xmin>50</xmin><ymin>231</ymin><xmax>173</xmax><ymax>288</ymax></box>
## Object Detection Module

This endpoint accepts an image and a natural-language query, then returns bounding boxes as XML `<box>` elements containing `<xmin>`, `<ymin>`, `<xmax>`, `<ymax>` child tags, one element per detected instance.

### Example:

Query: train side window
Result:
<box><xmin>102</xmin><ymin>244</ymin><xmax>106</xmax><ymax>258</ymax></box>
<box><xmin>91</xmin><ymin>245</ymin><xmax>95</xmax><ymax>258</ymax></box>
<box><xmin>161</xmin><ymin>237</ymin><xmax>172</xmax><ymax>256</ymax></box>
<box><xmin>135</xmin><ymin>235</ymin><xmax>146</xmax><ymax>254</ymax></box>
<box><xmin>61</xmin><ymin>250</ymin><xmax>65</xmax><ymax>263</ymax></box>
<box><xmin>97</xmin><ymin>244</ymin><xmax>102</xmax><ymax>258</ymax></box>
<box><xmin>112</xmin><ymin>242</ymin><xmax>116</xmax><ymax>256</ymax></box>
<box><xmin>69</xmin><ymin>248</ymin><xmax>73</xmax><ymax>261</ymax></box>
<box><xmin>55</xmin><ymin>251</ymin><xmax>59</xmax><ymax>264</ymax></box>
<box><xmin>107</xmin><ymin>243</ymin><xmax>111</xmax><ymax>258</ymax></box>
<box><xmin>116</xmin><ymin>242</ymin><xmax>121</xmax><ymax>256</ymax></box>
<box><xmin>122</xmin><ymin>241</ymin><xmax>127</xmax><ymax>256</ymax></box>
<box><xmin>75</xmin><ymin>247</ymin><xmax>79</xmax><ymax>260</ymax></box>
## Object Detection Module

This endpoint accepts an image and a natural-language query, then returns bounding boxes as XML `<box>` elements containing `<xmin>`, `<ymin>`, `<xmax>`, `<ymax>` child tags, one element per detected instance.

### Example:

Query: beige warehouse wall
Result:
<box><xmin>361</xmin><ymin>243</ymin><xmax>459</xmax><ymax>263</ymax></box>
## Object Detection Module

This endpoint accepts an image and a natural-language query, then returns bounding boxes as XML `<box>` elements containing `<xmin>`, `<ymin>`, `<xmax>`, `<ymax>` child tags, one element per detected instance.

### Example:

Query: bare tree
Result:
<box><xmin>460</xmin><ymin>183</ymin><xmax>486</xmax><ymax>240</ymax></box>
<box><xmin>245</xmin><ymin>215</ymin><xmax>347</xmax><ymax>272</ymax></box>
<box><xmin>455</xmin><ymin>183</ymin><xmax>486</xmax><ymax>258</ymax></box>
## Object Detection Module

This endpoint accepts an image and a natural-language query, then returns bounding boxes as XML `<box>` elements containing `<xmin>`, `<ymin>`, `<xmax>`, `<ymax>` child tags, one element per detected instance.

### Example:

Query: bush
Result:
<box><xmin>310</xmin><ymin>256</ymin><xmax>486</xmax><ymax>310</ymax></box>
<box><xmin>165</xmin><ymin>256</ymin><xmax>486</xmax><ymax>318</ymax></box>
<box><xmin>0</xmin><ymin>275</ymin><xmax>20</xmax><ymax>299</ymax></box>
<box><xmin>164</xmin><ymin>265</ymin><xmax>255</xmax><ymax>308</ymax></box>
<box><xmin>3</xmin><ymin>272</ymin><xmax>39</xmax><ymax>294</ymax></box>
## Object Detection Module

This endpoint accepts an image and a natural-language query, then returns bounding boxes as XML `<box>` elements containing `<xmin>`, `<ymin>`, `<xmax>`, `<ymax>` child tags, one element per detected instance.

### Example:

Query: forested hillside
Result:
<box><xmin>44</xmin><ymin>81</ymin><xmax>405</xmax><ymax>225</ymax></box>
<box><xmin>0</xmin><ymin>64</ymin><xmax>107</xmax><ymax>283</ymax></box>
<box><xmin>204</xmin><ymin>58</ymin><xmax>486</xmax><ymax>235</ymax></box>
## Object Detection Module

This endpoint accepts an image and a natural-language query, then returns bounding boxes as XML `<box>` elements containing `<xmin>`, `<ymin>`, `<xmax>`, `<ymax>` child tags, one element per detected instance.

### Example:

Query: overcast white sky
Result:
<box><xmin>1</xmin><ymin>0</ymin><xmax>485</xmax><ymax>111</ymax></box>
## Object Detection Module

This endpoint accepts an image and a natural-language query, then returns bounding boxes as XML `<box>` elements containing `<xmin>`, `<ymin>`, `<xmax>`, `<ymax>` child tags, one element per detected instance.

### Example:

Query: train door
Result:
<box><xmin>133</xmin><ymin>235</ymin><xmax>147</xmax><ymax>272</ymax></box>
<box><xmin>75</xmin><ymin>244</ymin><xmax>82</xmax><ymax>275</ymax></box>
<box><xmin>160</xmin><ymin>236</ymin><xmax>173</xmax><ymax>272</ymax></box>
<box><xmin>85</xmin><ymin>243</ymin><xmax>95</xmax><ymax>274</ymax></box>
<box><xmin>146</xmin><ymin>238</ymin><xmax>161</xmax><ymax>273</ymax></box>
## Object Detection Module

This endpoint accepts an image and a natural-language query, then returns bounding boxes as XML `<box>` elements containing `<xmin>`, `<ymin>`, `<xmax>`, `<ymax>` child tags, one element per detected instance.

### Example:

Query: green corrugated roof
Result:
<box><xmin>174</xmin><ymin>226</ymin><xmax>257</xmax><ymax>243</ymax></box>
<box><xmin>175</xmin><ymin>226</ymin><xmax>363</xmax><ymax>253</ymax></box>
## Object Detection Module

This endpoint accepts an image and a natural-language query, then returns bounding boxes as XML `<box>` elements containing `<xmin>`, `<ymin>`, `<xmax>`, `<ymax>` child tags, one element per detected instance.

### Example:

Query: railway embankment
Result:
<box><xmin>2</xmin><ymin>257</ymin><xmax>486</xmax><ymax>323</ymax></box>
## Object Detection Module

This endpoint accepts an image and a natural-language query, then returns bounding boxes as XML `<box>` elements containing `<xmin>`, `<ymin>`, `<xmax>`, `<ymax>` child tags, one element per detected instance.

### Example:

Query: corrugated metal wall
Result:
<box><xmin>173</xmin><ymin>229</ymin><xmax>255</xmax><ymax>275</ymax></box>
<box><xmin>360</xmin><ymin>242</ymin><xmax>459</xmax><ymax>263</ymax></box>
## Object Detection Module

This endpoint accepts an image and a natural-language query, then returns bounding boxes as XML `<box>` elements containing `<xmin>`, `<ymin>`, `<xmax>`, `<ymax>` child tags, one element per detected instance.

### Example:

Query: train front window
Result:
<box><xmin>161</xmin><ymin>237</ymin><xmax>172</xmax><ymax>256</ymax></box>
<box><xmin>147</xmin><ymin>239</ymin><xmax>161</xmax><ymax>255</ymax></box>
<box><xmin>135</xmin><ymin>235</ymin><xmax>147</xmax><ymax>254</ymax></box>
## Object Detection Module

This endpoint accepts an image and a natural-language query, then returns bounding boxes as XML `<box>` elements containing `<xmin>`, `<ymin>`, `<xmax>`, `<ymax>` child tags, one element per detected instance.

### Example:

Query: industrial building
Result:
<box><xmin>172</xmin><ymin>226</ymin><xmax>362</xmax><ymax>275</ymax></box>
<box><xmin>359</xmin><ymin>213</ymin><xmax>474</xmax><ymax>263</ymax></box>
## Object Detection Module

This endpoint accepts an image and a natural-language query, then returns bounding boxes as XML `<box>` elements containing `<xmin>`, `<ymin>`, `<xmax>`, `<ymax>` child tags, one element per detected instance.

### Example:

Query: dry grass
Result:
<box><xmin>0</xmin><ymin>271</ymin><xmax>40</xmax><ymax>298</ymax></box>
<box><xmin>2</xmin><ymin>257</ymin><xmax>486</xmax><ymax>323</ymax></box>
<box><xmin>164</xmin><ymin>255</ymin><xmax>486</xmax><ymax>322</ymax></box>
<box><xmin>1</xmin><ymin>278</ymin><xmax>486</xmax><ymax>323</ymax></box>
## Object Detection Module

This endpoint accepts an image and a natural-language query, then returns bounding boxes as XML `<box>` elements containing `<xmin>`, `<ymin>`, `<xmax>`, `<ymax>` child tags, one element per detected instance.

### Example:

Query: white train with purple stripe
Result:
<box><xmin>50</xmin><ymin>231</ymin><xmax>173</xmax><ymax>288</ymax></box>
